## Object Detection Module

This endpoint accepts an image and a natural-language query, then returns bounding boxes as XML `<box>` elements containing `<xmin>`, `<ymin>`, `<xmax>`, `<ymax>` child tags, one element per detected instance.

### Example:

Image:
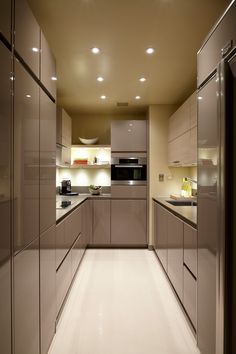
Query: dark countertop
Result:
<box><xmin>56</xmin><ymin>193</ymin><xmax>111</xmax><ymax>223</ymax></box>
<box><xmin>153</xmin><ymin>197</ymin><xmax>197</xmax><ymax>229</ymax></box>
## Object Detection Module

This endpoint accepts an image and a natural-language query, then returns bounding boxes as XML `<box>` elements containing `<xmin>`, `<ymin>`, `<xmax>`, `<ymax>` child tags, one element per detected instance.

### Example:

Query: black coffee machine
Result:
<box><xmin>60</xmin><ymin>179</ymin><xmax>78</xmax><ymax>196</ymax></box>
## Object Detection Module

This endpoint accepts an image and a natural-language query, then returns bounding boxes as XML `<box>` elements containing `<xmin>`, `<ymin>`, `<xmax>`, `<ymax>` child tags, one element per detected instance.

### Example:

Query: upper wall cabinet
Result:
<box><xmin>15</xmin><ymin>0</ymin><xmax>40</xmax><ymax>78</ymax></box>
<box><xmin>111</xmin><ymin>120</ymin><xmax>147</xmax><ymax>152</ymax></box>
<box><xmin>0</xmin><ymin>0</ymin><xmax>11</xmax><ymax>43</ymax></box>
<box><xmin>168</xmin><ymin>92</ymin><xmax>197</xmax><ymax>166</ymax></box>
<box><xmin>40</xmin><ymin>31</ymin><xmax>56</xmax><ymax>99</ymax></box>
<box><xmin>56</xmin><ymin>106</ymin><xmax>72</xmax><ymax>147</ymax></box>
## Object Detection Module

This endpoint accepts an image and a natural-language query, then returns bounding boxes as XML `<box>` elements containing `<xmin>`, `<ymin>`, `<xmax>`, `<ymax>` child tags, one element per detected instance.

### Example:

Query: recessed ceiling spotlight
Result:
<box><xmin>101</xmin><ymin>95</ymin><xmax>106</xmax><ymax>100</ymax></box>
<box><xmin>146</xmin><ymin>47</ymin><xmax>155</xmax><ymax>54</ymax></box>
<box><xmin>139</xmin><ymin>77</ymin><xmax>146</xmax><ymax>82</ymax></box>
<box><xmin>135</xmin><ymin>96</ymin><xmax>141</xmax><ymax>100</ymax></box>
<box><xmin>97</xmin><ymin>76</ymin><xmax>104</xmax><ymax>82</ymax></box>
<box><xmin>198</xmin><ymin>96</ymin><xmax>203</xmax><ymax>100</ymax></box>
<box><xmin>91</xmin><ymin>47</ymin><xmax>100</xmax><ymax>54</ymax></box>
<box><xmin>32</xmin><ymin>47</ymin><xmax>39</xmax><ymax>52</ymax></box>
<box><xmin>51</xmin><ymin>76</ymin><xmax>57</xmax><ymax>81</ymax></box>
<box><xmin>26</xmin><ymin>94</ymin><xmax>31</xmax><ymax>98</ymax></box>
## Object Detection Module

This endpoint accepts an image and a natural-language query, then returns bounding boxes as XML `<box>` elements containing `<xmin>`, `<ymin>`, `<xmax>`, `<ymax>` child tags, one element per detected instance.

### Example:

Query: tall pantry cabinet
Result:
<box><xmin>0</xmin><ymin>1</ymin><xmax>57</xmax><ymax>354</ymax></box>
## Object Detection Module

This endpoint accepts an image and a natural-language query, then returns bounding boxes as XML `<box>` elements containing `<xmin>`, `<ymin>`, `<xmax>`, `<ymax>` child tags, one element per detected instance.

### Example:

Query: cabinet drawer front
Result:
<box><xmin>56</xmin><ymin>251</ymin><xmax>71</xmax><ymax>315</ymax></box>
<box><xmin>56</xmin><ymin>221</ymin><xmax>67</xmax><ymax>269</ymax></box>
<box><xmin>167</xmin><ymin>213</ymin><xmax>183</xmax><ymax>301</ymax></box>
<box><xmin>111</xmin><ymin>200</ymin><xmax>147</xmax><ymax>245</ymax></box>
<box><xmin>154</xmin><ymin>203</ymin><xmax>168</xmax><ymax>271</ymax></box>
<box><xmin>111</xmin><ymin>185</ymin><xmax>147</xmax><ymax>199</ymax></box>
<box><xmin>183</xmin><ymin>266</ymin><xmax>197</xmax><ymax>329</ymax></box>
<box><xmin>184</xmin><ymin>223</ymin><xmax>197</xmax><ymax>277</ymax></box>
<box><xmin>71</xmin><ymin>234</ymin><xmax>83</xmax><ymax>277</ymax></box>
<box><xmin>93</xmin><ymin>200</ymin><xmax>111</xmax><ymax>245</ymax></box>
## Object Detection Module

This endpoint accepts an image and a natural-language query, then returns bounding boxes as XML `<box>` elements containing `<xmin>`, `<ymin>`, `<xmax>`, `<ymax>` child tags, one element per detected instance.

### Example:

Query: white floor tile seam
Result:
<box><xmin>48</xmin><ymin>249</ymin><xmax>200</xmax><ymax>354</ymax></box>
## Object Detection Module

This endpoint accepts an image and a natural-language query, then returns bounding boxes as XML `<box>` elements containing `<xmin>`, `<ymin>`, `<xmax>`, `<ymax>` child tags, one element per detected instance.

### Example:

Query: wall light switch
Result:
<box><xmin>167</xmin><ymin>174</ymin><xmax>173</xmax><ymax>180</ymax></box>
<box><xmin>159</xmin><ymin>174</ymin><xmax>164</xmax><ymax>182</ymax></box>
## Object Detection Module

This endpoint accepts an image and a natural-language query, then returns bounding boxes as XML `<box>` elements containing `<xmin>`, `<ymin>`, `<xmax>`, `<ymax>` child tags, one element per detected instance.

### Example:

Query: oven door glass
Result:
<box><xmin>111</xmin><ymin>165</ymin><xmax>147</xmax><ymax>181</ymax></box>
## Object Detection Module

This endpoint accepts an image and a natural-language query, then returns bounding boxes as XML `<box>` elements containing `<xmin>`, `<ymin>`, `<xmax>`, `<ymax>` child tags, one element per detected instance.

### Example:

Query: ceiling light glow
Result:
<box><xmin>97</xmin><ymin>77</ymin><xmax>104</xmax><ymax>82</ymax></box>
<box><xmin>51</xmin><ymin>76</ymin><xmax>57</xmax><ymax>81</ymax></box>
<box><xmin>135</xmin><ymin>96</ymin><xmax>141</xmax><ymax>100</ymax></box>
<box><xmin>146</xmin><ymin>47</ymin><xmax>155</xmax><ymax>54</ymax></box>
<box><xmin>101</xmin><ymin>95</ymin><xmax>106</xmax><ymax>100</ymax></box>
<box><xmin>91</xmin><ymin>47</ymin><xmax>100</xmax><ymax>54</ymax></box>
<box><xmin>32</xmin><ymin>47</ymin><xmax>39</xmax><ymax>52</ymax></box>
<box><xmin>139</xmin><ymin>77</ymin><xmax>146</xmax><ymax>82</ymax></box>
<box><xmin>26</xmin><ymin>94</ymin><xmax>31</xmax><ymax>98</ymax></box>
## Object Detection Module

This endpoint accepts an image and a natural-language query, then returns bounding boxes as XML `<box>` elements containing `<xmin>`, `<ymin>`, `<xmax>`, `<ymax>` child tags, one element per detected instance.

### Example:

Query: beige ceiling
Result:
<box><xmin>28</xmin><ymin>0</ymin><xmax>229</xmax><ymax>114</ymax></box>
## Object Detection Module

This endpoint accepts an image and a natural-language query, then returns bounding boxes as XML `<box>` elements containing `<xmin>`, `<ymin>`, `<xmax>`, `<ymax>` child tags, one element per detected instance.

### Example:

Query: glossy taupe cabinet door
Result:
<box><xmin>0</xmin><ymin>40</ymin><xmax>12</xmax><ymax>354</ymax></box>
<box><xmin>40</xmin><ymin>225</ymin><xmax>56</xmax><ymax>354</ymax></box>
<box><xmin>111</xmin><ymin>120</ymin><xmax>147</xmax><ymax>152</ymax></box>
<box><xmin>183</xmin><ymin>266</ymin><xmax>197</xmax><ymax>329</ymax></box>
<box><xmin>84</xmin><ymin>200</ymin><xmax>92</xmax><ymax>245</ymax></box>
<box><xmin>56</xmin><ymin>250</ymin><xmax>71</xmax><ymax>316</ymax></box>
<box><xmin>71</xmin><ymin>234</ymin><xmax>83</xmax><ymax>277</ymax></box>
<box><xmin>41</xmin><ymin>31</ymin><xmax>56</xmax><ymax>99</ymax></box>
<box><xmin>167</xmin><ymin>212</ymin><xmax>184</xmax><ymax>301</ymax></box>
<box><xmin>154</xmin><ymin>203</ymin><xmax>168</xmax><ymax>271</ymax></box>
<box><xmin>14</xmin><ymin>238</ymin><xmax>40</xmax><ymax>354</ymax></box>
<box><xmin>15</xmin><ymin>0</ymin><xmax>40</xmax><ymax>77</ymax></box>
<box><xmin>0</xmin><ymin>0</ymin><xmax>11</xmax><ymax>43</ymax></box>
<box><xmin>111</xmin><ymin>200</ymin><xmax>147</xmax><ymax>245</ymax></box>
<box><xmin>93</xmin><ymin>200</ymin><xmax>111</xmax><ymax>245</ymax></box>
<box><xmin>184</xmin><ymin>223</ymin><xmax>197</xmax><ymax>277</ymax></box>
<box><xmin>40</xmin><ymin>88</ymin><xmax>56</xmax><ymax>234</ymax></box>
<box><xmin>14</xmin><ymin>60</ymin><xmax>39</xmax><ymax>253</ymax></box>
<box><xmin>197</xmin><ymin>75</ymin><xmax>217</xmax><ymax>354</ymax></box>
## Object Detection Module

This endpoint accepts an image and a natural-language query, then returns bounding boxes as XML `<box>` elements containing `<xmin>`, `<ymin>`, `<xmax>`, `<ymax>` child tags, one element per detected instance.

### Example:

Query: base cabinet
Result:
<box><xmin>93</xmin><ymin>200</ymin><xmax>111</xmax><ymax>245</ymax></box>
<box><xmin>14</xmin><ymin>239</ymin><xmax>40</xmax><ymax>354</ymax></box>
<box><xmin>183</xmin><ymin>266</ymin><xmax>197</xmax><ymax>329</ymax></box>
<box><xmin>56</xmin><ymin>250</ymin><xmax>72</xmax><ymax>316</ymax></box>
<box><xmin>40</xmin><ymin>225</ymin><xmax>56</xmax><ymax>354</ymax></box>
<box><xmin>167</xmin><ymin>213</ymin><xmax>184</xmax><ymax>301</ymax></box>
<box><xmin>111</xmin><ymin>200</ymin><xmax>147</xmax><ymax>245</ymax></box>
<box><xmin>154</xmin><ymin>203</ymin><xmax>168</xmax><ymax>271</ymax></box>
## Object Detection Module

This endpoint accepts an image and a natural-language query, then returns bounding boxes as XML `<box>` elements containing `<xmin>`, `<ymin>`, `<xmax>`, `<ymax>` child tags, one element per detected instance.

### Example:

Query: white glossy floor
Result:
<box><xmin>49</xmin><ymin>249</ymin><xmax>200</xmax><ymax>354</ymax></box>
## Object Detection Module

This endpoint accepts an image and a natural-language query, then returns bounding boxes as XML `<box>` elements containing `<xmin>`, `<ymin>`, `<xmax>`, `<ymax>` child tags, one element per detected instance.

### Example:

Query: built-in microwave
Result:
<box><xmin>111</xmin><ymin>156</ymin><xmax>147</xmax><ymax>185</ymax></box>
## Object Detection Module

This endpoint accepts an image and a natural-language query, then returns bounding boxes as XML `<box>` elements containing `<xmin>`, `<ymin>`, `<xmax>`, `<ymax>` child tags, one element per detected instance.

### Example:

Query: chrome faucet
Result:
<box><xmin>186</xmin><ymin>177</ymin><xmax>197</xmax><ymax>184</ymax></box>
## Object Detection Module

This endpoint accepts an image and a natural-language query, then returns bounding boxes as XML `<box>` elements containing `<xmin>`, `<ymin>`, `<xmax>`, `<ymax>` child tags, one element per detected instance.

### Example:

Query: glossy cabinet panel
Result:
<box><xmin>40</xmin><ymin>89</ymin><xmax>56</xmax><ymax>233</ymax></box>
<box><xmin>111</xmin><ymin>120</ymin><xmax>147</xmax><ymax>152</ymax></box>
<box><xmin>197</xmin><ymin>3</ymin><xmax>236</xmax><ymax>86</ymax></box>
<box><xmin>184</xmin><ymin>223</ymin><xmax>197</xmax><ymax>277</ymax></box>
<box><xmin>168</xmin><ymin>100</ymin><xmax>190</xmax><ymax>142</ymax></box>
<box><xmin>111</xmin><ymin>185</ymin><xmax>147</xmax><ymax>199</ymax></box>
<box><xmin>0</xmin><ymin>0</ymin><xmax>11</xmax><ymax>43</ymax></box>
<box><xmin>65</xmin><ymin>205</ymin><xmax>82</xmax><ymax>245</ymax></box>
<box><xmin>15</xmin><ymin>0</ymin><xmax>40</xmax><ymax>77</ymax></box>
<box><xmin>183</xmin><ymin>266</ymin><xmax>197</xmax><ymax>328</ymax></box>
<box><xmin>41</xmin><ymin>31</ymin><xmax>56</xmax><ymax>99</ymax></box>
<box><xmin>56</xmin><ymin>106</ymin><xmax>72</xmax><ymax>147</ymax></box>
<box><xmin>111</xmin><ymin>200</ymin><xmax>147</xmax><ymax>245</ymax></box>
<box><xmin>0</xmin><ymin>40</ymin><xmax>11</xmax><ymax>354</ymax></box>
<box><xmin>84</xmin><ymin>200</ymin><xmax>92</xmax><ymax>245</ymax></box>
<box><xmin>154</xmin><ymin>203</ymin><xmax>168</xmax><ymax>271</ymax></box>
<box><xmin>197</xmin><ymin>75</ymin><xmax>217</xmax><ymax>354</ymax></box>
<box><xmin>14</xmin><ymin>239</ymin><xmax>40</xmax><ymax>354</ymax></box>
<box><xmin>93</xmin><ymin>200</ymin><xmax>111</xmax><ymax>245</ymax></box>
<box><xmin>71</xmin><ymin>234</ymin><xmax>83</xmax><ymax>277</ymax></box>
<box><xmin>14</xmin><ymin>60</ymin><xmax>39</xmax><ymax>253</ymax></box>
<box><xmin>167</xmin><ymin>212</ymin><xmax>184</xmax><ymax>301</ymax></box>
<box><xmin>56</xmin><ymin>220</ymin><xmax>66</xmax><ymax>269</ymax></box>
<box><xmin>40</xmin><ymin>225</ymin><xmax>56</xmax><ymax>354</ymax></box>
<box><xmin>56</xmin><ymin>250</ymin><xmax>71</xmax><ymax>316</ymax></box>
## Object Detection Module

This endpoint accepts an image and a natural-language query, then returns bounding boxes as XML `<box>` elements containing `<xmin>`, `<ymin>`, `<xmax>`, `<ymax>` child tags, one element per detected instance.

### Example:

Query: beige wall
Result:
<box><xmin>71</xmin><ymin>112</ymin><xmax>146</xmax><ymax>145</ymax></box>
<box><xmin>148</xmin><ymin>105</ymin><xmax>193</xmax><ymax>245</ymax></box>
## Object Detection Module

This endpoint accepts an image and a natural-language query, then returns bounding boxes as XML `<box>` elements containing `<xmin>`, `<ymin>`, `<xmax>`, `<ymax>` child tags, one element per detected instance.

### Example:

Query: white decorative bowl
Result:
<box><xmin>79</xmin><ymin>137</ymin><xmax>98</xmax><ymax>145</ymax></box>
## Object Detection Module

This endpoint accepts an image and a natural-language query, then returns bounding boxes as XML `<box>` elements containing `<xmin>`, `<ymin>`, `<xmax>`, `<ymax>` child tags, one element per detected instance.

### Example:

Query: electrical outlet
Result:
<box><xmin>159</xmin><ymin>174</ymin><xmax>164</xmax><ymax>182</ymax></box>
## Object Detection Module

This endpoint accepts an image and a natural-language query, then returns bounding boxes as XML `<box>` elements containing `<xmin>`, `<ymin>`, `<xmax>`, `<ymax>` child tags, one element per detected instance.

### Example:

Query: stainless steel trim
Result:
<box><xmin>114</xmin><ymin>165</ymin><xmax>143</xmax><ymax>168</ymax></box>
<box><xmin>111</xmin><ymin>180</ymin><xmax>147</xmax><ymax>186</ymax></box>
<box><xmin>111</xmin><ymin>156</ymin><xmax>147</xmax><ymax>165</ymax></box>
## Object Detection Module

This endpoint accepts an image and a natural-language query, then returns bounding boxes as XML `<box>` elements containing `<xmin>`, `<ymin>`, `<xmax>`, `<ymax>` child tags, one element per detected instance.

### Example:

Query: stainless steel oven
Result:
<box><xmin>111</xmin><ymin>156</ymin><xmax>147</xmax><ymax>185</ymax></box>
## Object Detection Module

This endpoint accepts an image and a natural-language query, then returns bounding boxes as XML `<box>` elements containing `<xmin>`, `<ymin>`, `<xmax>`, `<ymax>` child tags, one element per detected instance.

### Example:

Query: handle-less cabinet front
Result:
<box><xmin>0</xmin><ymin>40</ymin><xmax>12</xmax><ymax>354</ymax></box>
<box><xmin>184</xmin><ymin>223</ymin><xmax>197</xmax><ymax>277</ymax></box>
<box><xmin>14</xmin><ymin>239</ymin><xmax>40</xmax><ymax>354</ymax></box>
<box><xmin>167</xmin><ymin>212</ymin><xmax>184</xmax><ymax>301</ymax></box>
<box><xmin>93</xmin><ymin>200</ymin><xmax>111</xmax><ymax>245</ymax></box>
<box><xmin>41</xmin><ymin>31</ymin><xmax>56</xmax><ymax>99</ymax></box>
<box><xmin>15</xmin><ymin>0</ymin><xmax>40</xmax><ymax>77</ymax></box>
<box><xmin>153</xmin><ymin>202</ymin><xmax>168</xmax><ymax>271</ymax></box>
<box><xmin>0</xmin><ymin>0</ymin><xmax>11</xmax><ymax>43</ymax></box>
<box><xmin>40</xmin><ymin>225</ymin><xmax>56</xmax><ymax>354</ymax></box>
<box><xmin>183</xmin><ymin>266</ymin><xmax>197</xmax><ymax>329</ymax></box>
<box><xmin>40</xmin><ymin>89</ymin><xmax>56</xmax><ymax>233</ymax></box>
<box><xmin>111</xmin><ymin>199</ymin><xmax>147</xmax><ymax>245</ymax></box>
<box><xmin>14</xmin><ymin>60</ymin><xmax>40</xmax><ymax>253</ymax></box>
<box><xmin>56</xmin><ymin>250</ymin><xmax>72</xmax><ymax>316</ymax></box>
<box><xmin>111</xmin><ymin>120</ymin><xmax>147</xmax><ymax>152</ymax></box>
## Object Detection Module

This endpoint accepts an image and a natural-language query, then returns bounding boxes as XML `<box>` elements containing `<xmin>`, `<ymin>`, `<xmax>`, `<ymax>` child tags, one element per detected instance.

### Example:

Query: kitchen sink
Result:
<box><xmin>166</xmin><ymin>200</ymin><xmax>197</xmax><ymax>206</ymax></box>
